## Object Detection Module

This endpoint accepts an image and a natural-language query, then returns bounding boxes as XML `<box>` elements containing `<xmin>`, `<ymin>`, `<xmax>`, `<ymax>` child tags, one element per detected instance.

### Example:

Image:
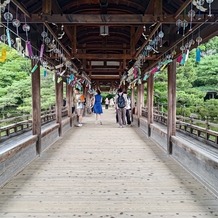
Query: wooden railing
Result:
<box><xmin>0</xmin><ymin>107</ymin><xmax>68</xmax><ymax>141</ymax></box>
<box><xmin>142</xmin><ymin>107</ymin><xmax>218</xmax><ymax>147</ymax></box>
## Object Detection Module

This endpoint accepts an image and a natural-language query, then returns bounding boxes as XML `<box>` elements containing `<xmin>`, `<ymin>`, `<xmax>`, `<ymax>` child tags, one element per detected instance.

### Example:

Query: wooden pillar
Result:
<box><xmin>55</xmin><ymin>74</ymin><xmax>63</xmax><ymax>136</ymax></box>
<box><xmin>66</xmin><ymin>84</ymin><xmax>73</xmax><ymax>126</ymax></box>
<box><xmin>31</xmin><ymin>60</ymin><xmax>41</xmax><ymax>154</ymax></box>
<box><xmin>131</xmin><ymin>87</ymin><xmax>135</xmax><ymax>121</ymax></box>
<box><xmin>167</xmin><ymin>59</ymin><xmax>177</xmax><ymax>154</ymax></box>
<box><xmin>137</xmin><ymin>83</ymin><xmax>144</xmax><ymax>118</ymax></box>
<box><xmin>147</xmin><ymin>74</ymin><xmax>154</xmax><ymax>136</ymax></box>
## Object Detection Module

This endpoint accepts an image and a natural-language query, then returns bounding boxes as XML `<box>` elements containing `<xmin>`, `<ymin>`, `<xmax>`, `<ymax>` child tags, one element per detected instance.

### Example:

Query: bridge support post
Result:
<box><xmin>137</xmin><ymin>83</ymin><xmax>144</xmax><ymax>127</ymax></box>
<box><xmin>31</xmin><ymin>60</ymin><xmax>41</xmax><ymax>154</ymax></box>
<box><xmin>66</xmin><ymin>84</ymin><xmax>73</xmax><ymax>126</ymax></box>
<box><xmin>131</xmin><ymin>87</ymin><xmax>135</xmax><ymax>122</ymax></box>
<box><xmin>147</xmin><ymin>74</ymin><xmax>154</xmax><ymax>137</ymax></box>
<box><xmin>167</xmin><ymin>59</ymin><xmax>177</xmax><ymax>154</ymax></box>
<box><xmin>55</xmin><ymin>73</ymin><xmax>63</xmax><ymax>136</ymax></box>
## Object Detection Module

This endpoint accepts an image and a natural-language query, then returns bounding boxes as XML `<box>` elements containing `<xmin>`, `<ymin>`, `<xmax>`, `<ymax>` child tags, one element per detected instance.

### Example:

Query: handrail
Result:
<box><xmin>0</xmin><ymin>107</ymin><xmax>68</xmax><ymax>141</ymax></box>
<box><xmin>142</xmin><ymin>107</ymin><xmax>218</xmax><ymax>147</ymax></box>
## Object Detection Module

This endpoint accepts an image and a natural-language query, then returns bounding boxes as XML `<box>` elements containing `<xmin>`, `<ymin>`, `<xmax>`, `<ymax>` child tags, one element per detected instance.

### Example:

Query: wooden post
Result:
<box><xmin>55</xmin><ymin>74</ymin><xmax>63</xmax><ymax>136</ymax></box>
<box><xmin>66</xmin><ymin>84</ymin><xmax>73</xmax><ymax>126</ymax></box>
<box><xmin>31</xmin><ymin>60</ymin><xmax>41</xmax><ymax>154</ymax></box>
<box><xmin>147</xmin><ymin>74</ymin><xmax>154</xmax><ymax>136</ymax></box>
<box><xmin>131</xmin><ymin>87</ymin><xmax>135</xmax><ymax>121</ymax></box>
<box><xmin>137</xmin><ymin>83</ymin><xmax>144</xmax><ymax>118</ymax></box>
<box><xmin>167</xmin><ymin>59</ymin><xmax>177</xmax><ymax>154</ymax></box>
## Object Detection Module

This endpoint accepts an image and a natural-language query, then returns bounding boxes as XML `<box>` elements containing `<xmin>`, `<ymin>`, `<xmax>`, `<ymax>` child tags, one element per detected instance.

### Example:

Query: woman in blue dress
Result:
<box><xmin>93</xmin><ymin>89</ymin><xmax>103</xmax><ymax>125</ymax></box>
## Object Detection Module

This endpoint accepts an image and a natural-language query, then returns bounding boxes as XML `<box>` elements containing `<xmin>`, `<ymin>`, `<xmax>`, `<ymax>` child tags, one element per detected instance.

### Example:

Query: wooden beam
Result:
<box><xmin>42</xmin><ymin>0</ymin><xmax>52</xmax><ymax>15</ymax></box>
<box><xmin>11</xmin><ymin>0</ymin><xmax>31</xmax><ymax>18</ymax></box>
<box><xmin>90</xmin><ymin>75</ymin><xmax>120</xmax><ymax>80</ymax></box>
<box><xmin>130</xmin><ymin>26</ymin><xmax>135</xmax><ymax>56</ymax></box>
<box><xmin>135</xmin><ymin>22</ymin><xmax>161</xmax><ymax>58</ymax></box>
<box><xmin>31</xmin><ymin>14</ymin><xmax>157</xmax><ymax>24</ymax></box>
<box><xmin>51</xmin><ymin>0</ymin><xmax>73</xmax><ymax>41</ymax></box>
<box><xmin>154</xmin><ymin>0</ymin><xmax>163</xmax><ymax>20</ymax></box>
<box><xmin>175</xmin><ymin>0</ymin><xmax>192</xmax><ymax>19</ymax></box>
<box><xmin>72</xmin><ymin>26</ymin><xmax>77</xmax><ymax>56</ymax></box>
<box><xmin>31</xmin><ymin>60</ymin><xmax>41</xmax><ymax>154</ymax></box>
<box><xmin>28</xmin><ymin>14</ymin><xmax>216</xmax><ymax>24</ymax></box>
<box><xmin>75</xmin><ymin>53</ymin><xmax>132</xmax><ymax>60</ymax></box>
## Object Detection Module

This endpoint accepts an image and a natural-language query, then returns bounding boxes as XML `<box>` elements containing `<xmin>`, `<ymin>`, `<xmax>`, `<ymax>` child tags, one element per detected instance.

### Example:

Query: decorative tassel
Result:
<box><xmin>70</xmin><ymin>74</ymin><xmax>74</xmax><ymax>81</ymax></box>
<box><xmin>185</xmin><ymin>49</ymin><xmax>190</xmax><ymax>62</ymax></box>
<box><xmin>151</xmin><ymin>67</ymin><xmax>158</xmax><ymax>74</ymax></box>
<box><xmin>40</xmin><ymin>44</ymin><xmax>44</xmax><ymax>59</ymax></box>
<box><xmin>6</xmin><ymin>28</ymin><xmax>11</xmax><ymax>47</ymax></box>
<box><xmin>26</xmin><ymin>41</ymin><xmax>33</xmax><ymax>58</ymax></box>
<box><xmin>43</xmin><ymin>69</ymin><xmax>47</xmax><ymax>77</ymax></box>
<box><xmin>57</xmin><ymin>77</ymin><xmax>62</xmax><ymax>83</ymax></box>
<box><xmin>196</xmin><ymin>47</ymin><xmax>201</xmax><ymax>63</ymax></box>
<box><xmin>143</xmin><ymin>74</ymin><xmax>149</xmax><ymax>81</ymax></box>
<box><xmin>177</xmin><ymin>55</ymin><xmax>183</xmax><ymax>63</ymax></box>
<box><xmin>160</xmin><ymin>64</ymin><xmax>167</xmax><ymax>71</ymax></box>
<box><xmin>31</xmin><ymin>63</ymin><xmax>38</xmax><ymax>73</ymax></box>
<box><xmin>180</xmin><ymin>53</ymin><xmax>186</xmax><ymax>65</ymax></box>
<box><xmin>0</xmin><ymin>48</ymin><xmax>7</xmax><ymax>62</ymax></box>
<box><xmin>16</xmin><ymin>38</ymin><xmax>22</xmax><ymax>54</ymax></box>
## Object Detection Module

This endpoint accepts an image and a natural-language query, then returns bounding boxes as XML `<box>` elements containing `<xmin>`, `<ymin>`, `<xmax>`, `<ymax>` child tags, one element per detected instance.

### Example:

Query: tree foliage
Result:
<box><xmin>153</xmin><ymin>36</ymin><xmax>218</xmax><ymax>120</ymax></box>
<box><xmin>0</xmin><ymin>44</ymin><xmax>55</xmax><ymax>117</ymax></box>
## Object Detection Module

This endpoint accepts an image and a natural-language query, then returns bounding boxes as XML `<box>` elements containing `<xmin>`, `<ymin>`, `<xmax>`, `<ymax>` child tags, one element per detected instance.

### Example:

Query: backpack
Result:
<box><xmin>117</xmin><ymin>93</ymin><xmax>126</xmax><ymax>108</ymax></box>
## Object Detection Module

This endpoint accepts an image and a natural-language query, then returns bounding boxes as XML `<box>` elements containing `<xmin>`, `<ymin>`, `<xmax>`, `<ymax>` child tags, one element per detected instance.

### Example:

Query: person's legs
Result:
<box><xmin>121</xmin><ymin>108</ymin><xmax>126</xmax><ymax>125</ymax></box>
<box><xmin>117</xmin><ymin>108</ymin><xmax>123</xmax><ymax>127</ymax></box>
<box><xmin>126</xmin><ymin>109</ymin><xmax>131</xmax><ymax>125</ymax></box>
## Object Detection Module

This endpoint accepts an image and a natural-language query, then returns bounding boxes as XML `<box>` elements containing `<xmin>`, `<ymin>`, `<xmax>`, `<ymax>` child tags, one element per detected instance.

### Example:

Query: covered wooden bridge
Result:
<box><xmin>0</xmin><ymin>0</ymin><xmax>218</xmax><ymax>217</ymax></box>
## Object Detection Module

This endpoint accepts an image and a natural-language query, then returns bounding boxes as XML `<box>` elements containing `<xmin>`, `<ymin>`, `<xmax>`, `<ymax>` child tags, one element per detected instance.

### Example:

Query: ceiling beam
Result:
<box><xmin>11</xmin><ymin>0</ymin><xmax>31</xmax><ymax>18</ymax></box>
<box><xmin>91</xmin><ymin>75</ymin><xmax>120</xmax><ymax>80</ymax></box>
<box><xmin>175</xmin><ymin>0</ymin><xmax>193</xmax><ymax>19</ymax></box>
<box><xmin>74</xmin><ymin>53</ymin><xmax>132</xmax><ymax>60</ymax></box>
<box><xmin>29</xmin><ymin>14</ymin><xmax>215</xmax><ymax>24</ymax></box>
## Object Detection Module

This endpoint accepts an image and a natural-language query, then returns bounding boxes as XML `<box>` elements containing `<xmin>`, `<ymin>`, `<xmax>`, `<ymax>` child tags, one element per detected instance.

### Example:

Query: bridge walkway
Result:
<box><xmin>0</xmin><ymin>109</ymin><xmax>218</xmax><ymax>218</ymax></box>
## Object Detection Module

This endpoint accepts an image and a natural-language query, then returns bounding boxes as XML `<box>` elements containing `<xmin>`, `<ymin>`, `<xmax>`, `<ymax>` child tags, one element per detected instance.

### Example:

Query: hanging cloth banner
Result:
<box><xmin>0</xmin><ymin>48</ymin><xmax>7</xmax><ymax>62</ymax></box>
<box><xmin>57</xmin><ymin>77</ymin><xmax>62</xmax><ymax>83</ymax></box>
<box><xmin>151</xmin><ymin>67</ymin><xmax>158</xmax><ymax>74</ymax></box>
<box><xmin>185</xmin><ymin>49</ymin><xmax>190</xmax><ymax>62</ymax></box>
<box><xmin>177</xmin><ymin>54</ymin><xmax>183</xmax><ymax>64</ymax></box>
<box><xmin>16</xmin><ymin>38</ymin><xmax>23</xmax><ymax>54</ymax></box>
<box><xmin>143</xmin><ymin>74</ymin><xmax>150</xmax><ymax>81</ymax></box>
<box><xmin>196</xmin><ymin>47</ymin><xmax>201</xmax><ymax>63</ymax></box>
<box><xmin>6</xmin><ymin>28</ymin><xmax>12</xmax><ymax>47</ymax></box>
<box><xmin>43</xmin><ymin>69</ymin><xmax>47</xmax><ymax>77</ymax></box>
<box><xmin>26</xmin><ymin>41</ymin><xmax>33</xmax><ymax>58</ymax></box>
<box><xmin>40</xmin><ymin>44</ymin><xmax>44</xmax><ymax>59</ymax></box>
<box><xmin>31</xmin><ymin>62</ymin><xmax>39</xmax><ymax>73</ymax></box>
<box><xmin>133</xmin><ymin>67</ymin><xmax>138</xmax><ymax>78</ymax></box>
<box><xmin>180</xmin><ymin>53</ymin><xmax>186</xmax><ymax>66</ymax></box>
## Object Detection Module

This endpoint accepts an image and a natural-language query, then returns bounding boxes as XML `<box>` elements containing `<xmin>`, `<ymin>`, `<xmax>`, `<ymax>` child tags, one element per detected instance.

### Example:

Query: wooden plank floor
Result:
<box><xmin>0</xmin><ymin>109</ymin><xmax>218</xmax><ymax>218</ymax></box>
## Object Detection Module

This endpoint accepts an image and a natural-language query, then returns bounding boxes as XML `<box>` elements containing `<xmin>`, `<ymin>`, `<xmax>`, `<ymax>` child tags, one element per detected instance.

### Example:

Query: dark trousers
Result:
<box><xmin>126</xmin><ymin>109</ymin><xmax>131</xmax><ymax>125</ymax></box>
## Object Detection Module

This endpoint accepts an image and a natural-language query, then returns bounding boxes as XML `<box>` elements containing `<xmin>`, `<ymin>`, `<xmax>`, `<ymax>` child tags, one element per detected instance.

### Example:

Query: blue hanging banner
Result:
<box><xmin>43</xmin><ymin>69</ymin><xmax>47</xmax><ymax>77</ymax></box>
<box><xmin>196</xmin><ymin>47</ymin><xmax>201</xmax><ymax>63</ymax></box>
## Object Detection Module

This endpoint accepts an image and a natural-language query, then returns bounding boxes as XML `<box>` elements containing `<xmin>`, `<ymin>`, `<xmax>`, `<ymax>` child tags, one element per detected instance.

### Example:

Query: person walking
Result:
<box><xmin>93</xmin><ymin>89</ymin><xmax>103</xmax><ymax>125</ymax></box>
<box><xmin>125</xmin><ymin>93</ymin><xmax>131</xmax><ymax>126</ymax></box>
<box><xmin>105</xmin><ymin>97</ymin><xmax>109</xmax><ymax>109</ymax></box>
<box><xmin>74</xmin><ymin>88</ymin><xmax>85</xmax><ymax>127</ymax></box>
<box><xmin>115</xmin><ymin>88</ymin><xmax>127</xmax><ymax>128</ymax></box>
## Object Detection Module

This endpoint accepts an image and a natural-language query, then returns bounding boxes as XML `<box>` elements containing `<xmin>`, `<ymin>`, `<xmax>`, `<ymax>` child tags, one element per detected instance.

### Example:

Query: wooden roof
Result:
<box><xmin>7</xmin><ymin>0</ymin><xmax>218</xmax><ymax>89</ymax></box>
